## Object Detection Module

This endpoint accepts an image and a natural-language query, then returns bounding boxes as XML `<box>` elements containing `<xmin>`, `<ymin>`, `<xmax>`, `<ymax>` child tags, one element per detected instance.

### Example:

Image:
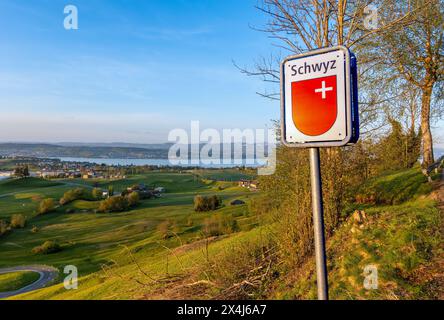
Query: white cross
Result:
<box><xmin>314</xmin><ymin>81</ymin><xmax>333</xmax><ymax>99</ymax></box>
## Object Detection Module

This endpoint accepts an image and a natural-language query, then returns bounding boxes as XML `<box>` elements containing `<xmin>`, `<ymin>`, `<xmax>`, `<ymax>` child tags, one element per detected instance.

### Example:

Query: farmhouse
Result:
<box><xmin>238</xmin><ymin>179</ymin><xmax>259</xmax><ymax>190</ymax></box>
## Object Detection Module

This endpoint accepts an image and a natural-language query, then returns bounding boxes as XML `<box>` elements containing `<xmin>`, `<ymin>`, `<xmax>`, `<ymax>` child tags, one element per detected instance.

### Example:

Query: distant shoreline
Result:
<box><xmin>50</xmin><ymin>157</ymin><xmax>266</xmax><ymax>168</ymax></box>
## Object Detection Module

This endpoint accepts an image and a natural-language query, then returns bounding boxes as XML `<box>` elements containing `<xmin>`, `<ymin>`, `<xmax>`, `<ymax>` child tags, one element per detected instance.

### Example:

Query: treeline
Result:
<box><xmin>35</xmin><ymin>187</ymin><xmax>141</xmax><ymax>216</ymax></box>
<box><xmin>194</xmin><ymin>195</ymin><xmax>222</xmax><ymax>212</ymax></box>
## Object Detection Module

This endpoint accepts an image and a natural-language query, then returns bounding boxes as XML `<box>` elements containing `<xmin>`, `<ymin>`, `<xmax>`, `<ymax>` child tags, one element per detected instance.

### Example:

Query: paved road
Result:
<box><xmin>0</xmin><ymin>265</ymin><xmax>58</xmax><ymax>299</ymax></box>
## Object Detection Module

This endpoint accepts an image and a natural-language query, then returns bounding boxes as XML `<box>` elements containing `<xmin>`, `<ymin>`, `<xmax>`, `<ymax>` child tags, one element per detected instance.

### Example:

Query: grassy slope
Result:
<box><xmin>0</xmin><ymin>171</ymin><xmax>257</xmax><ymax>299</ymax></box>
<box><xmin>352</xmin><ymin>166</ymin><xmax>433</xmax><ymax>205</ymax></box>
<box><xmin>0</xmin><ymin>178</ymin><xmax>70</xmax><ymax>220</ymax></box>
<box><xmin>4</xmin><ymin>167</ymin><xmax>439</xmax><ymax>300</ymax></box>
<box><xmin>0</xmin><ymin>177</ymin><xmax>62</xmax><ymax>195</ymax></box>
<box><xmin>0</xmin><ymin>271</ymin><xmax>40</xmax><ymax>292</ymax></box>
<box><xmin>273</xmin><ymin>167</ymin><xmax>442</xmax><ymax>300</ymax></box>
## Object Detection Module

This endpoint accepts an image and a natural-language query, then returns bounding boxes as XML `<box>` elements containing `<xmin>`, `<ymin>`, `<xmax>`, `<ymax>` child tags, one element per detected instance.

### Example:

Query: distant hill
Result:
<box><xmin>0</xmin><ymin>143</ymin><xmax>169</xmax><ymax>159</ymax></box>
<box><xmin>55</xmin><ymin>142</ymin><xmax>173</xmax><ymax>150</ymax></box>
<box><xmin>0</xmin><ymin>142</ymin><xmax>269</xmax><ymax>160</ymax></box>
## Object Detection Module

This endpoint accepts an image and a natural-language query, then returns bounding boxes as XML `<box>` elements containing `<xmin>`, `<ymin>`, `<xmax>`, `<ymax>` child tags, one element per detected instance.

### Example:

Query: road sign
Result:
<box><xmin>280</xmin><ymin>46</ymin><xmax>359</xmax><ymax>301</ymax></box>
<box><xmin>281</xmin><ymin>46</ymin><xmax>355</xmax><ymax>147</ymax></box>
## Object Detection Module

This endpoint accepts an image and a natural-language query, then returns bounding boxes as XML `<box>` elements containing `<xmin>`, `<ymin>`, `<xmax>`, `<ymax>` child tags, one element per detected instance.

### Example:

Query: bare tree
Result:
<box><xmin>377</xmin><ymin>0</ymin><xmax>444</xmax><ymax>167</ymax></box>
<box><xmin>238</xmin><ymin>0</ymin><xmax>428</xmax><ymax>134</ymax></box>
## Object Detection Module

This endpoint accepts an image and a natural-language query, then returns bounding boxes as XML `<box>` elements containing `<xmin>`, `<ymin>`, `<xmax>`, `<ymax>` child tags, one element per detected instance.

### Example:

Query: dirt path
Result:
<box><xmin>0</xmin><ymin>265</ymin><xmax>58</xmax><ymax>299</ymax></box>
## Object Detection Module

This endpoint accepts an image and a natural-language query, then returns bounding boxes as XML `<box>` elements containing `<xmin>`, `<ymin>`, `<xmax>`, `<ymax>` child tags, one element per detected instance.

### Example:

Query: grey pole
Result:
<box><xmin>309</xmin><ymin>147</ymin><xmax>329</xmax><ymax>300</ymax></box>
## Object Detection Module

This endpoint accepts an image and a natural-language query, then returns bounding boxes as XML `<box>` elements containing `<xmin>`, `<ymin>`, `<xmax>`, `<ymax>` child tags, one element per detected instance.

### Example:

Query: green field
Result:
<box><xmin>0</xmin><ymin>167</ymin><xmax>441</xmax><ymax>300</ymax></box>
<box><xmin>0</xmin><ymin>271</ymin><xmax>40</xmax><ymax>292</ymax></box>
<box><xmin>0</xmin><ymin>170</ymin><xmax>258</xmax><ymax>299</ymax></box>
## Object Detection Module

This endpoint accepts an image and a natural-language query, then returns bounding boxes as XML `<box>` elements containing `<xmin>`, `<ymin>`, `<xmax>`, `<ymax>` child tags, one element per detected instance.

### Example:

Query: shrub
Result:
<box><xmin>10</xmin><ymin>214</ymin><xmax>26</xmax><ymax>229</ymax></box>
<box><xmin>204</xmin><ymin>234</ymin><xmax>276</xmax><ymax>299</ymax></box>
<box><xmin>0</xmin><ymin>220</ymin><xmax>11</xmax><ymax>237</ymax></box>
<box><xmin>38</xmin><ymin>198</ymin><xmax>55</xmax><ymax>215</ymax></box>
<box><xmin>108</xmin><ymin>185</ymin><xmax>114</xmax><ymax>197</ymax></box>
<box><xmin>194</xmin><ymin>195</ymin><xmax>204</xmax><ymax>211</ymax></box>
<box><xmin>92</xmin><ymin>188</ymin><xmax>103</xmax><ymax>200</ymax></box>
<box><xmin>97</xmin><ymin>190</ymin><xmax>141</xmax><ymax>213</ymax></box>
<box><xmin>157</xmin><ymin>220</ymin><xmax>172</xmax><ymax>239</ymax></box>
<box><xmin>60</xmin><ymin>188</ymin><xmax>87</xmax><ymax>205</ymax></box>
<box><xmin>194</xmin><ymin>195</ymin><xmax>221</xmax><ymax>212</ymax></box>
<box><xmin>186</xmin><ymin>216</ymin><xmax>194</xmax><ymax>227</ymax></box>
<box><xmin>202</xmin><ymin>214</ymin><xmax>239</xmax><ymax>237</ymax></box>
<box><xmin>32</xmin><ymin>240</ymin><xmax>62</xmax><ymax>254</ymax></box>
<box><xmin>127</xmin><ymin>191</ymin><xmax>140</xmax><ymax>207</ymax></box>
<box><xmin>203</xmin><ymin>216</ymin><xmax>221</xmax><ymax>236</ymax></box>
<box><xmin>208</xmin><ymin>195</ymin><xmax>221</xmax><ymax>210</ymax></box>
<box><xmin>98</xmin><ymin>195</ymin><xmax>129</xmax><ymax>213</ymax></box>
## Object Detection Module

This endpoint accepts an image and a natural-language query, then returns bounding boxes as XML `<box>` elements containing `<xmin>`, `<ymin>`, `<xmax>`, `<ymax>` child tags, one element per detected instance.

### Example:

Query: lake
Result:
<box><xmin>53</xmin><ymin>157</ymin><xmax>267</xmax><ymax>168</ymax></box>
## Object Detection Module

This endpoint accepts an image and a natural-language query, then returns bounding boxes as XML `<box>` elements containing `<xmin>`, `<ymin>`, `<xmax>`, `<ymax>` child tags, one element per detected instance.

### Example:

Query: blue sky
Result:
<box><xmin>0</xmin><ymin>0</ymin><xmax>442</xmax><ymax>148</ymax></box>
<box><xmin>0</xmin><ymin>0</ymin><xmax>280</xmax><ymax>143</ymax></box>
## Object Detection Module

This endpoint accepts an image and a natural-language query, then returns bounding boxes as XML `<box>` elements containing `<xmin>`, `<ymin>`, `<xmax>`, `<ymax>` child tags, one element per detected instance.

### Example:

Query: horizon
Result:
<box><xmin>0</xmin><ymin>0</ymin><xmax>443</xmax><ymax>146</ymax></box>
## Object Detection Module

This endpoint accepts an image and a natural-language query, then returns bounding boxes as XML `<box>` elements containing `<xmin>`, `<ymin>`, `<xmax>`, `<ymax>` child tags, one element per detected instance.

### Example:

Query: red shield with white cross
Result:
<box><xmin>291</xmin><ymin>75</ymin><xmax>337</xmax><ymax>136</ymax></box>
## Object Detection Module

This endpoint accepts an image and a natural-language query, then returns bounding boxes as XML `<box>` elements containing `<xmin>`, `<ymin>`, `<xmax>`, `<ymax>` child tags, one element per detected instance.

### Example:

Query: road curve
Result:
<box><xmin>0</xmin><ymin>265</ymin><xmax>59</xmax><ymax>299</ymax></box>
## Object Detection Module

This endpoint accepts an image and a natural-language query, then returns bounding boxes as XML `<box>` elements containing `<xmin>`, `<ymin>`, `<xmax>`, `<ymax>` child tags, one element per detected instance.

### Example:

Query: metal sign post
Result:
<box><xmin>280</xmin><ymin>46</ymin><xmax>359</xmax><ymax>300</ymax></box>
<box><xmin>309</xmin><ymin>147</ymin><xmax>328</xmax><ymax>300</ymax></box>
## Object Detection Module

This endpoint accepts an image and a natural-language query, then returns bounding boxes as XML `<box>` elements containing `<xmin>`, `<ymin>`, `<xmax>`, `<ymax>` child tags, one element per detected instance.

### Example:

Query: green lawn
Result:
<box><xmin>0</xmin><ymin>271</ymin><xmax>40</xmax><ymax>292</ymax></box>
<box><xmin>354</xmin><ymin>166</ymin><xmax>432</xmax><ymax>205</ymax></box>
<box><xmin>0</xmin><ymin>178</ymin><xmax>62</xmax><ymax>196</ymax></box>
<box><xmin>58</xmin><ymin>172</ymin><xmax>208</xmax><ymax>194</ymax></box>
<box><xmin>193</xmin><ymin>168</ymin><xmax>256</xmax><ymax>181</ymax></box>
<box><xmin>1</xmin><ymin>167</ymin><xmax>440</xmax><ymax>300</ymax></box>
<box><xmin>0</xmin><ymin>170</ymin><xmax>258</xmax><ymax>299</ymax></box>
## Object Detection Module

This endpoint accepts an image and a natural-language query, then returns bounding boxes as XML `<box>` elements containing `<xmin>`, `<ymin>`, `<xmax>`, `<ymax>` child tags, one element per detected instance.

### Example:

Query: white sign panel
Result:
<box><xmin>281</xmin><ymin>46</ymin><xmax>352</xmax><ymax>147</ymax></box>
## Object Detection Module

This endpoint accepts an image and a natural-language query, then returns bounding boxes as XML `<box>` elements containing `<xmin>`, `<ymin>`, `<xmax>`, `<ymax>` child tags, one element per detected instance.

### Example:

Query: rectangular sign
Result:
<box><xmin>281</xmin><ymin>46</ymin><xmax>354</xmax><ymax>147</ymax></box>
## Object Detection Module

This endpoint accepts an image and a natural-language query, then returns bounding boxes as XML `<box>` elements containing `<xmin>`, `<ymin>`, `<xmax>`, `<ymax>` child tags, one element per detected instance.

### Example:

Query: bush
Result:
<box><xmin>157</xmin><ymin>220</ymin><xmax>172</xmax><ymax>239</ymax></box>
<box><xmin>202</xmin><ymin>214</ymin><xmax>239</xmax><ymax>237</ymax></box>
<box><xmin>108</xmin><ymin>185</ymin><xmax>114</xmax><ymax>197</ymax></box>
<box><xmin>0</xmin><ymin>220</ymin><xmax>11</xmax><ymax>237</ymax></box>
<box><xmin>60</xmin><ymin>188</ymin><xmax>88</xmax><ymax>205</ymax></box>
<box><xmin>127</xmin><ymin>191</ymin><xmax>140</xmax><ymax>207</ymax></box>
<box><xmin>38</xmin><ymin>198</ymin><xmax>55</xmax><ymax>215</ymax></box>
<box><xmin>92</xmin><ymin>188</ymin><xmax>103</xmax><ymax>200</ymax></box>
<box><xmin>32</xmin><ymin>240</ymin><xmax>62</xmax><ymax>254</ymax></box>
<box><xmin>204</xmin><ymin>233</ymin><xmax>276</xmax><ymax>299</ymax></box>
<box><xmin>10</xmin><ymin>214</ymin><xmax>26</xmax><ymax>229</ymax></box>
<box><xmin>194</xmin><ymin>195</ymin><xmax>221</xmax><ymax>212</ymax></box>
<box><xmin>98</xmin><ymin>195</ymin><xmax>129</xmax><ymax>213</ymax></box>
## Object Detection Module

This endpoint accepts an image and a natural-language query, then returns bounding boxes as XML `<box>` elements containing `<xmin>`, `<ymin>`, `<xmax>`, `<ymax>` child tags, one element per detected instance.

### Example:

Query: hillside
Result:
<box><xmin>272</xmin><ymin>167</ymin><xmax>443</xmax><ymax>299</ymax></box>
<box><xmin>4</xmin><ymin>166</ymin><xmax>442</xmax><ymax>300</ymax></box>
<box><xmin>0</xmin><ymin>142</ymin><xmax>270</xmax><ymax>160</ymax></box>
<box><xmin>0</xmin><ymin>170</ymin><xmax>258</xmax><ymax>299</ymax></box>
<box><xmin>0</xmin><ymin>143</ymin><xmax>169</xmax><ymax>159</ymax></box>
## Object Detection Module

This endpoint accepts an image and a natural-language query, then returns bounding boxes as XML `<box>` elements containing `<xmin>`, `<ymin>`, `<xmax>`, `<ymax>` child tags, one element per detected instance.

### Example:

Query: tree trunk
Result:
<box><xmin>420</xmin><ymin>85</ymin><xmax>434</xmax><ymax>168</ymax></box>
